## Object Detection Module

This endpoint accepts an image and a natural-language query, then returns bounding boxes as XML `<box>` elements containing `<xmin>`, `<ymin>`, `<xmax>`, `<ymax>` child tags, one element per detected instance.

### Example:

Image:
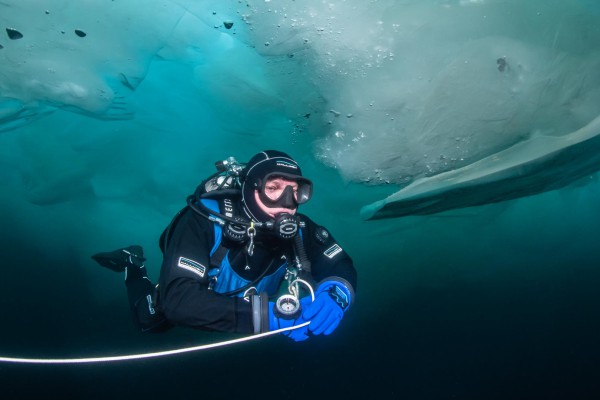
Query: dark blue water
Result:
<box><xmin>1</xmin><ymin>184</ymin><xmax>599</xmax><ymax>399</ymax></box>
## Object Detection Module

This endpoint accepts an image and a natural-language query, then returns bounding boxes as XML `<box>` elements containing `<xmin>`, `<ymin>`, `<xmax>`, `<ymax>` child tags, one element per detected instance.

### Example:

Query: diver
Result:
<box><xmin>92</xmin><ymin>150</ymin><xmax>357</xmax><ymax>341</ymax></box>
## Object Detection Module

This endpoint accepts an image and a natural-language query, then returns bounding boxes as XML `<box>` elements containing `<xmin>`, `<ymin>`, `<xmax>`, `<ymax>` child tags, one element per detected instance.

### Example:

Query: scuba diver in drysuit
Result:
<box><xmin>92</xmin><ymin>150</ymin><xmax>357</xmax><ymax>341</ymax></box>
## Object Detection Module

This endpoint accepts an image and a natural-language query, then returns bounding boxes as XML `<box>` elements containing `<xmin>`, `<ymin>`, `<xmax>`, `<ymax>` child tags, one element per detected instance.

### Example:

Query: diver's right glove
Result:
<box><xmin>251</xmin><ymin>293</ymin><xmax>312</xmax><ymax>342</ymax></box>
<box><xmin>301</xmin><ymin>278</ymin><xmax>354</xmax><ymax>336</ymax></box>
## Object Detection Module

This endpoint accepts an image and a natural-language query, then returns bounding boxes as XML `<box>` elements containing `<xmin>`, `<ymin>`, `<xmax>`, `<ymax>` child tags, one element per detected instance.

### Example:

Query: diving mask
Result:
<box><xmin>257</xmin><ymin>173</ymin><xmax>313</xmax><ymax>209</ymax></box>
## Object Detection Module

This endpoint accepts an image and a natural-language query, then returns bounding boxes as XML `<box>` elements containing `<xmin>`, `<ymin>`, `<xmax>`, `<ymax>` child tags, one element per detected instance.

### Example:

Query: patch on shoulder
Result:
<box><xmin>324</xmin><ymin>244</ymin><xmax>343</xmax><ymax>259</ymax></box>
<box><xmin>177</xmin><ymin>257</ymin><xmax>206</xmax><ymax>278</ymax></box>
<box><xmin>315</xmin><ymin>227</ymin><xmax>330</xmax><ymax>244</ymax></box>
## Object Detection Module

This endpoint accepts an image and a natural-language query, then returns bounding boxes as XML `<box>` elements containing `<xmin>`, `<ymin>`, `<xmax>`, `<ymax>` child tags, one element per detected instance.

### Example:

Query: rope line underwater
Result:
<box><xmin>0</xmin><ymin>279</ymin><xmax>316</xmax><ymax>365</ymax></box>
<box><xmin>0</xmin><ymin>322</ymin><xmax>311</xmax><ymax>365</ymax></box>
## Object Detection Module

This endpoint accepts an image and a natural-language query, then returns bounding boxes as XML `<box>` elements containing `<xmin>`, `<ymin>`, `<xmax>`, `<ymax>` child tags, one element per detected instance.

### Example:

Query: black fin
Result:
<box><xmin>92</xmin><ymin>245</ymin><xmax>145</xmax><ymax>272</ymax></box>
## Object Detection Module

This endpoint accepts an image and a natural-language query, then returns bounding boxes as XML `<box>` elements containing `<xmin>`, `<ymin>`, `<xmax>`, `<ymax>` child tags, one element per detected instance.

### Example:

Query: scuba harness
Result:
<box><xmin>161</xmin><ymin>156</ymin><xmax>314</xmax><ymax>316</ymax></box>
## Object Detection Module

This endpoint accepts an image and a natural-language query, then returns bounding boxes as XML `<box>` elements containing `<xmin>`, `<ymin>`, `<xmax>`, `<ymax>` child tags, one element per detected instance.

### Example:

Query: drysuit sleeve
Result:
<box><xmin>157</xmin><ymin>209</ymin><xmax>255</xmax><ymax>333</ymax></box>
<box><xmin>301</xmin><ymin>216</ymin><xmax>358</xmax><ymax>301</ymax></box>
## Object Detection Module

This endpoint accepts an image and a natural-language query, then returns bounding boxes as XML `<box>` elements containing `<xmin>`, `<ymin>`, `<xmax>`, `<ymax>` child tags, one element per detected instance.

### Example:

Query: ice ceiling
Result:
<box><xmin>1</xmin><ymin>0</ymin><xmax>600</xmax><ymax>220</ymax></box>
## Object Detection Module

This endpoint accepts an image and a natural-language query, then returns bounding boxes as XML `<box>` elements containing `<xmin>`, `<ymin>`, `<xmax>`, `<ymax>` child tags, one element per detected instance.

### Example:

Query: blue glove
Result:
<box><xmin>302</xmin><ymin>280</ymin><xmax>353</xmax><ymax>336</ymax></box>
<box><xmin>268</xmin><ymin>297</ymin><xmax>313</xmax><ymax>342</ymax></box>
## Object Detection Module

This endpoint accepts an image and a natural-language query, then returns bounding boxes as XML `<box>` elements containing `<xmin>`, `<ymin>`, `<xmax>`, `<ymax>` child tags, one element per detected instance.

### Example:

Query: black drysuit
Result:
<box><xmin>127</xmin><ymin>201</ymin><xmax>357</xmax><ymax>334</ymax></box>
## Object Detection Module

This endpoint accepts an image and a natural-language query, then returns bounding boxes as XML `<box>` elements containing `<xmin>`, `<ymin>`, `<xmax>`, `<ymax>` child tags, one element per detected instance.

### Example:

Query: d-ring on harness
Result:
<box><xmin>246</xmin><ymin>221</ymin><xmax>256</xmax><ymax>256</ymax></box>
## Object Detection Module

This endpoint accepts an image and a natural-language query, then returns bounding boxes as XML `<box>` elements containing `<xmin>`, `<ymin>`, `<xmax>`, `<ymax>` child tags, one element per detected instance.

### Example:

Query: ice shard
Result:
<box><xmin>361</xmin><ymin>115</ymin><xmax>600</xmax><ymax>220</ymax></box>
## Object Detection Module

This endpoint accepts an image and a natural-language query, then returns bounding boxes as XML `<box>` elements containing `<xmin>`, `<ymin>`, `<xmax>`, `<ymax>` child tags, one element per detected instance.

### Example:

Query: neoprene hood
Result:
<box><xmin>241</xmin><ymin>150</ymin><xmax>309</xmax><ymax>222</ymax></box>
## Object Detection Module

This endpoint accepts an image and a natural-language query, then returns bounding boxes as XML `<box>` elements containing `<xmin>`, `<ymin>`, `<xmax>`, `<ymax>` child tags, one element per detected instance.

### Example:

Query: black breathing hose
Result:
<box><xmin>293</xmin><ymin>233</ymin><xmax>311</xmax><ymax>274</ymax></box>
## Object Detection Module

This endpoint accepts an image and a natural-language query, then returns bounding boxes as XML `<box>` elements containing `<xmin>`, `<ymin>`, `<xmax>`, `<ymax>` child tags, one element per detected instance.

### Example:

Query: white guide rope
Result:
<box><xmin>0</xmin><ymin>279</ymin><xmax>317</xmax><ymax>365</ymax></box>
<box><xmin>0</xmin><ymin>322</ymin><xmax>310</xmax><ymax>365</ymax></box>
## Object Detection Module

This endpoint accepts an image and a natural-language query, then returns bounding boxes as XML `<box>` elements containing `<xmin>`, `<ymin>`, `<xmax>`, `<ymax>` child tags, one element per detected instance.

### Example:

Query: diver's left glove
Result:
<box><xmin>251</xmin><ymin>293</ymin><xmax>312</xmax><ymax>342</ymax></box>
<box><xmin>302</xmin><ymin>278</ymin><xmax>354</xmax><ymax>336</ymax></box>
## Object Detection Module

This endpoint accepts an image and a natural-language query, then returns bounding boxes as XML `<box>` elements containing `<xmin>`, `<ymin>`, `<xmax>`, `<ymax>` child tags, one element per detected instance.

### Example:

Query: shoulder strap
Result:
<box><xmin>210</xmin><ymin>245</ymin><xmax>229</xmax><ymax>269</ymax></box>
<box><xmin>200</xmin><ymin>198</ymin><xmax>231</xmax><ymax>268</ymax></box>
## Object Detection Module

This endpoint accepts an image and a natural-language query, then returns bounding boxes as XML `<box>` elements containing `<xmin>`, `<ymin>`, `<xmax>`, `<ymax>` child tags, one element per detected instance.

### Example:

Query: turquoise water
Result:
<box><xmin>1</xmin><ymin>1</ymin><xmax>600</xmax><ymax>398</ymax></box>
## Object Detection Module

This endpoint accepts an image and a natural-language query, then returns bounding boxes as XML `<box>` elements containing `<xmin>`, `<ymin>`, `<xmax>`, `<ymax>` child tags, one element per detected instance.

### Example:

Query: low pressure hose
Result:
<box><xmin>293</xmin><ymin>234</ymin><xmax>311</xmax><ymax>273</ymax></box>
